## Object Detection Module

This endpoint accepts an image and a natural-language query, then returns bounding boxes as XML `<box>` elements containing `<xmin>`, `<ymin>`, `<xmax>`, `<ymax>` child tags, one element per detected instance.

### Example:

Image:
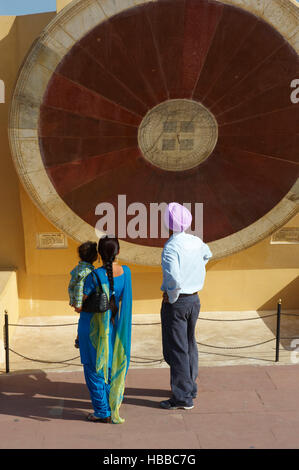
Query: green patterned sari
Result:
<box><xmin>88</xmin><ymin>265</ymin><xmax>132</xmax><ymax>423</ymax></box>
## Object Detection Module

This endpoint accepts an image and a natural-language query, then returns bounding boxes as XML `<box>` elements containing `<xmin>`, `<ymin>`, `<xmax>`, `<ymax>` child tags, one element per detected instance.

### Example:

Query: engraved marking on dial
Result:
<box><xmin>138</xmin><ymin>99</ymin><xmax>218</xmax><ymax>172</ymax></box>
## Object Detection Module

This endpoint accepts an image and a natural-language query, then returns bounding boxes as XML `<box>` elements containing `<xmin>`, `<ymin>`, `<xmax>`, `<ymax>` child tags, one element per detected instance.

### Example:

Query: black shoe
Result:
<box><xmin>160</xmin><ymin>399</ymin><xmax>194</xmax><ymax>410</ymax></box>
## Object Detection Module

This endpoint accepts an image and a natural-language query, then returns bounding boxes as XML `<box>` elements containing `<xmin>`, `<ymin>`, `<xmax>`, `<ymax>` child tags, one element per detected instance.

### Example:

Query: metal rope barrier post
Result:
<box><xmin>4</xmin><ymin>310</ymin><xmax>9</xmax><ymax>373</ymax></box>
<box><xmin>275</xmin><ymin>299</ymin><xmax>282</xmax><ymax>363</ymax></box>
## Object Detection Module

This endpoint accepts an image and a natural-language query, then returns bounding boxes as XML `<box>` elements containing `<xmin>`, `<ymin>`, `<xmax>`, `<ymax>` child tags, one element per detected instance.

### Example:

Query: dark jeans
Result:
<box><xmin>161</xmin><ymin>294</ymin><xmax>201</xmax><ymax>407</ymax></box>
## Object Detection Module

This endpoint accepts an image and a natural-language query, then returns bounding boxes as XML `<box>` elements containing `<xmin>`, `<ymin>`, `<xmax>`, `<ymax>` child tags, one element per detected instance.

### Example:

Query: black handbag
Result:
<box><xmin>82</xmin><ymin>271</ymin><xmax>109</xmax><ymax>313</ymax></box>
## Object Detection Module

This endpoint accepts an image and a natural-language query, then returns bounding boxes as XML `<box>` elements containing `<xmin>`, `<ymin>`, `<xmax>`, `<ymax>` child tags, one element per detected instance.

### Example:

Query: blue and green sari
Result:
<box><xmin>78</xmin><ymin>265</ymin><xmax>132</xmax><ymax>424</ymax></box>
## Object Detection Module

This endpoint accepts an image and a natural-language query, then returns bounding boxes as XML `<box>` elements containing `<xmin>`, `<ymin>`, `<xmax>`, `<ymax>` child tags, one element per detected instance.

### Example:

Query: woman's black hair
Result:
<box><xmin>98</xmin><ymin>236</ymin><xmax>120</xmax><ymax>324</ymax></box>
<box><xmin>78</xmin><ymin>241</ymin><xmax>98</xmax><ymax>264</ymax></box>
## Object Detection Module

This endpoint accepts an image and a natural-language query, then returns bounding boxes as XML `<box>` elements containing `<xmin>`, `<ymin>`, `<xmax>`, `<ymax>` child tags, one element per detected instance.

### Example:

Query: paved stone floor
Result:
<box><xmin>1</xmin><ymin>364</ymin><xmax>299</xmax><ymax>449</ymax></box>
<box><xmin>1</xmin><ymin>311</ymin><xmax>299</xmax><ymax>449</ymax></box>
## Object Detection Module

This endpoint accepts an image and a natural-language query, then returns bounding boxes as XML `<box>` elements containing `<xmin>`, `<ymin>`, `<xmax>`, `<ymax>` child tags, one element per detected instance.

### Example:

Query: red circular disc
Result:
<box><xmin>39</xmin><ymin>0</ymin><xmax>299</xmax><ymax>248</ymax></box>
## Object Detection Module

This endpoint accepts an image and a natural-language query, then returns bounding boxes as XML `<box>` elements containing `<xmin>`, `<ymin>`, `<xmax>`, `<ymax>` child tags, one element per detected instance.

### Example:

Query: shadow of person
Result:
<box><xmin>122</xmin><ymin>386</ymin><xmax>171</xmax><ymax>409</ymax></box>
<box><xmin>0</xmin><ymin>370</ymin><xmax>171</xmax><ymax>420</ymax></box>
<box><xmin>0</xmin><ymin>369</ymin><xmax>91</xmax><ymax>421</ymax></box>
<box><xmin>0</xmin><ymin>369</ymin><xmax>88</xmax><ymax>399</ymax></box>
<box><xmin>124</xmin><ymin>387</ymin><xmax>171</xmax><ymax>398</ymax></box>
<box><xmin>122</xmin><ymin>396</ymin><xmax>164</xmax><ymax>409</ymax></box>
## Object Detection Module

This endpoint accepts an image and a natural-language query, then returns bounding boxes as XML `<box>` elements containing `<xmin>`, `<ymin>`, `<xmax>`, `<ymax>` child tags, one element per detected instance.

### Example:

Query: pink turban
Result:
<box><xmin>164</xmin><ymin>202</ymin><xmax>192</xmax><ymax>232</ymax></box>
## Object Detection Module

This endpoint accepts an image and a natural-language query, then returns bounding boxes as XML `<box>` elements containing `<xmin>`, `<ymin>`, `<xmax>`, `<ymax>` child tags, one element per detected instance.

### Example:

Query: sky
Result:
<box><xmin>0</xmin><ymin>0</ymin><xmax>56</xmax><ymax>15</ymax></box>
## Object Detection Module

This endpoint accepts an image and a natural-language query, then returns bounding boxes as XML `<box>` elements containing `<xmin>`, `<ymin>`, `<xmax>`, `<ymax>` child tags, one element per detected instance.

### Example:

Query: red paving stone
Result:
<box><xmin>188</xmin><ymin>412</ymin><xmax>278</xmax><ymax>449</ymax></box>
<box><xmin>256</xmin><ymin>388</ymin><xmax>299</xmax><ymax>412</ymax></box>
<box><xmin>264</xmin><ymin>365</ymin><xmax>299</xmax><ymax>390</ymax></box>
<box><xmin>1</xmin><ymin>364</ymin><xmax>299</xmax><ymax>449</ymax></box>
<box><xmin>198</xmin><ymin>364</ymin><xmax>277</xmax><ymax>392</ymax></box>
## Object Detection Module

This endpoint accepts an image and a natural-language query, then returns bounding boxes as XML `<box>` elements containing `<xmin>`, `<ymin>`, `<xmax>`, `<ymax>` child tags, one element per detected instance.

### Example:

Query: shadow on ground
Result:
<box><xmin>0</xmin><ymin>370</ymin><xmax>171</xmax><ymax>422</ymax></box>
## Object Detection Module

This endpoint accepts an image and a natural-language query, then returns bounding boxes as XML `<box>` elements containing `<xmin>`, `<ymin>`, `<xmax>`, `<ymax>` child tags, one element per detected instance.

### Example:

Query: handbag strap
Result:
<box><xmin>91</xmin><ymin>270</ymin><xmax>104</xmax><ymax>295</ymax></box>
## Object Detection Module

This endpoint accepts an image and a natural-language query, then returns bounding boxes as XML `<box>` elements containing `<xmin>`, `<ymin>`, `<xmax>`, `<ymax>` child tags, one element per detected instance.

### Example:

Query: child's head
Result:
<box><xmin>78</xmin><ymin>241</ymin><xmax>98</xmax><ymax>264</ymax></box>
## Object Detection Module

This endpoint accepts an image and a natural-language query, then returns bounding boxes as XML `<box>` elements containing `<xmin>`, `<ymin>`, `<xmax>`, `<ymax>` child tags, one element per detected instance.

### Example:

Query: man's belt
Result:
<box><xmin>179</xmin><ymin>292</ymin><xmax>198</xmax><ymax>297</ymax></box>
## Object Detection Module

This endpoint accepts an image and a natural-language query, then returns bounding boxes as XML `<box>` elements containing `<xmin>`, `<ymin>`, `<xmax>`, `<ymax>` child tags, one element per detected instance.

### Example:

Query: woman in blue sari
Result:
<box><xmin>78</xmin><ymin>236</ymin><xmax>132</xmax><ymax>424</ymax></box>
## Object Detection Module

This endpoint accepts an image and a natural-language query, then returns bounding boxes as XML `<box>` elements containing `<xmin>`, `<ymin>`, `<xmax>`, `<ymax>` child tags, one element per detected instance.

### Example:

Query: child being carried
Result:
<box><xmin>68</xmin><ymin>241</ymin><xmax>98</xmax><ymax>348</ymax></box>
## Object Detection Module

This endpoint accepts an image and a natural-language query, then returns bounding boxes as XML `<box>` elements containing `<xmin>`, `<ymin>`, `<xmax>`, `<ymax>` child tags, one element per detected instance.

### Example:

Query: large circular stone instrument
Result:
<box><xmin>9</xmin><ymin>0</ymin><xmax>299</xmax><ymax>265</ymax></box>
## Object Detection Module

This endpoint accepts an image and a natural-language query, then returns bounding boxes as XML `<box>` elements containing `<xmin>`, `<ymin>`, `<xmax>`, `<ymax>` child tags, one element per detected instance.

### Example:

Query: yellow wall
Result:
<box><xmin>0</xmin><ymin>12</ymin><xmax>56</xmax><ymax>318</ymax></box>
<box><xmin>56</xmin><ymin>0</ymin><xmax>72</xmax><ymax>12</ymax></box>
<box><xmin>0</xmin><ymin>17</ymin><xmax>25</xmax><ymax>272</ymax></box>
<box><xmin>0</xmin><ymin>6</ymin><xmax>298</xmax><ymax>320</ymax></box>
<box><xmin>18</xmin><ymin>177</ymin><xmax>299</xmax><ymax>316</ymax></box>
<box><xmin>18</xmin><ymin>184</ymin><xmax>164</xmax><ymax>317</ymax></box>
<box><xmin>0</xmin><ymin>271</ymin><xmax>19</xmax><ymax>365</ymax></box>
<box><xmin>203</xmin><ymin>213</ymin><xmax>299</xmax><ymax>311</ymax></box>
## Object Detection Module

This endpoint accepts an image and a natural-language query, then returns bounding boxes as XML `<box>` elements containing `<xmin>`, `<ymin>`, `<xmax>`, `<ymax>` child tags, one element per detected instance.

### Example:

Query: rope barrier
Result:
<box><xmin>8</xmin><ymin>348</ymin><xmax>80</xmax><ymax>364</ymax></box>
<box><xmin>7</xmin><ymin>311</ymin><xmax>297</xmax><ymax>329</ymax></box>
<box><xmin>8</xmin><ymin>323</ymin><xmax>78</xmax><ymax>327</ymax></box>
<box><xmin>9</xmin><ymin>313</ymin><xmax>284</xmax><ymax>328</ymax></box>
<box><xmin>8</xmin><ymin>348</ymin><xmax>165</xmax><ymax>366</ymax></box>
<box><xmin>197</xmin><ymin>314</ymin><xmax>277</xmax><ymax>322</ymax></box>
<box><xmin>9</xmin><ymin>320</ymin><xmax>160</xmax><ymax>327</ymax></box>
<box><xmin>196</xmin><ymin>338</ymin><xmax>275</xmax><ymax>350</ymax></box>
<box><xmin>2</xmin><ymin>303</ymin><xmax>298</xmax><ymax>372</ymax></box>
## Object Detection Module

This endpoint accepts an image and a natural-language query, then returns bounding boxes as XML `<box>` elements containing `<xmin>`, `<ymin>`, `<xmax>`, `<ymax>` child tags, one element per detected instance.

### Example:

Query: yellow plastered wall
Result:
<box><xmin>18</xmin><ymin>180</ymin><xmax>299</xmax><ymax>316</ymax></box>
<box><xmin>0</xmin><ymin>16</ymin><xmax>25</xmax><ymax>273</ymax></box>
<box><xmin>0</xmin><ymin>271</ymin><xmax>19</xmax><ymax>365</ymax></box>
<box><xmin>18</xmin><ymin>185</ymin><xmax>163</xmax><ymax>317</ymax></box>
<box><xmin>0</xmin><ymin>6</ymin><xmax>298</xmax><ymax>320</ymax></box>
<box><xmin>202</xmin><ymin>213</ymin><xmax>299</xmax><ymax>312</ymax></box>
<box><xmin>56</xmin><ymin>0</ymin><xmax>72</xmax><ymax>12</ymax></box>
<box><xmin>0</xmin><ymin>12</ymin><xmax>57</xmax><ymax>324</ymax></box>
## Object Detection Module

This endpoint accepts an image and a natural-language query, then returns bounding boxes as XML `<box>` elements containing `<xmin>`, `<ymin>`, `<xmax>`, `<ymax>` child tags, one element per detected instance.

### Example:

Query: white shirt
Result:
<box><xmin>161</xmin><ymin>231</ymin><xmax>212</xmax><ymax>304</ymax></box>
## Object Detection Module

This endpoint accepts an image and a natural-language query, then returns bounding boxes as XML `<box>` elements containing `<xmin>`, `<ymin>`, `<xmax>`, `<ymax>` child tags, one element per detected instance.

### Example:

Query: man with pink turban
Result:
<box><xmin>160</xmin><ymin>202</ymin><xmax>212</xmax><ymax>410</ymax></box>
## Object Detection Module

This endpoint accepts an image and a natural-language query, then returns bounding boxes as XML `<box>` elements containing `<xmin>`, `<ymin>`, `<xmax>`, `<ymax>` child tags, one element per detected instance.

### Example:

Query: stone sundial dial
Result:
<box><xmin>8</xmin><ymin>0</ymin><xmax>299</xmax><ymax>265</ymax></box>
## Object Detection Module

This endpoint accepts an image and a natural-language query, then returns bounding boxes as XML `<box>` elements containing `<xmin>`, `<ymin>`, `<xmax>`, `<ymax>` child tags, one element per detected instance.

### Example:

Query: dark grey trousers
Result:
<box><xmin>160</xmin><ymin>294</ymin><xmax>200</xmax><ymax>407</ymax></box>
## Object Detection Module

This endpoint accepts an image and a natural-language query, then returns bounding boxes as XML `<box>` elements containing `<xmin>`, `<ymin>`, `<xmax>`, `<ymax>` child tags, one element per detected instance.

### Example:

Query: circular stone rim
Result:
<box><xmin>8</xmin><ymin>0</ymin><xmax>299</xmax><ymax>266</ymax></box>
<box><xmin>138</xmin><ymin>99</ymin><xmax>219</xmax><ymax>172</ymax></box>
